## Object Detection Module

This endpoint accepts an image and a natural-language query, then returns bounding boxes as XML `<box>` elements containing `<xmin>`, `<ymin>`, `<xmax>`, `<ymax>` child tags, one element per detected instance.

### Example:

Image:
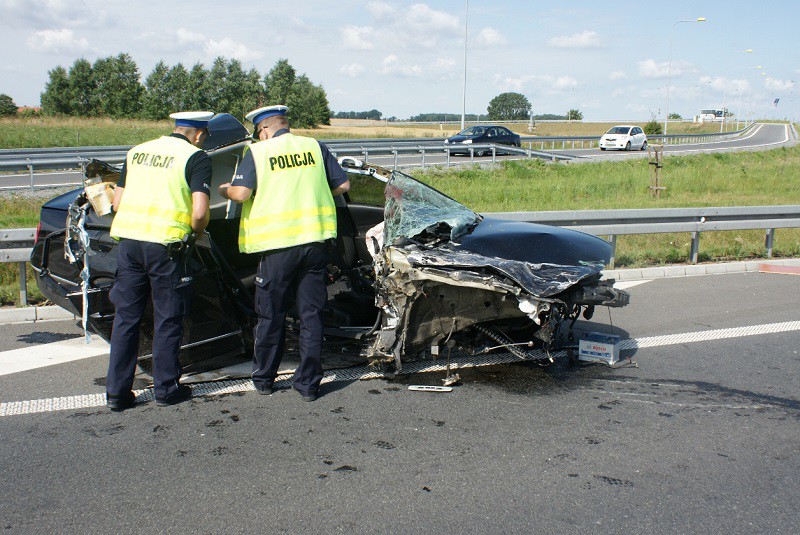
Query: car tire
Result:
<box><xmin>600</xmin><ymin>147</ymin><xmax>606</xmax><ymax>151</ymax></box>
<box><xmin>641</xmin><ymin>141</ymin><xmax>647</xmax><ymax>151</ymax></box>
<box><xmin>625</xmin><ymin>141</ymin><xmax>631</xmax><ymax>151</ymax></box>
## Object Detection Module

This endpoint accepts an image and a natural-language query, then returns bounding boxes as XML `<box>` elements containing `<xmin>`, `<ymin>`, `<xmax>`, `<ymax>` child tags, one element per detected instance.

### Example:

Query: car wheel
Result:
<box><xmin>600</xmin><ymin>147</ymin><xmax>606</xmax><ymax>151</ymax></box>
<box><xmin>625</xmin><ymin>141</ymin><xmax>631</xmax><ymax>151</ymax></box>
<box><xmin>476</xmin><ymin>150</ymin><xmax>486</xmax><ymax>157</ymax></box>
<box><xmin>641</xmin><ymin>141</ymin><xmax>647</xmax><ymax>151</ymax></box>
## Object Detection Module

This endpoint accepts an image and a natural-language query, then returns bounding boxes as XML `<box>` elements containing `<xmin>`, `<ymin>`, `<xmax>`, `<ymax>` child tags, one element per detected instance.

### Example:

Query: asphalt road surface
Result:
<box><xmin>1</xmin><ymin>270</ymin><xmax>799</xmax><ymax>533</ymax></box>
<box><xmin>2</xmin><ymin>123</ymin><xmax>794</xmax><ymax>190</ymax></box>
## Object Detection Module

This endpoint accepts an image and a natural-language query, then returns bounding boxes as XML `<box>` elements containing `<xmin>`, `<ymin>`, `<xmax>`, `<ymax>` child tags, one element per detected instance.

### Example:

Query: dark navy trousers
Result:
<box><xmin>107</xmin><ymin>239</ymin><xmax>191</xmax><ymax>400</ymax></box>
<box><xmin>252</xmin><ymin>241</ymin><xmax>328</xmax><ymax>396</ymax></box>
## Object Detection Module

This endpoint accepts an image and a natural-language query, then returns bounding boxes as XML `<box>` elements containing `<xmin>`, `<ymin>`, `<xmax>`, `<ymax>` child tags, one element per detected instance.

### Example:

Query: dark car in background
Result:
<box><xmin>30</xmin><ymin>114</ymin><xmax>628</xmax><ymax>378</ymax></box>
<box><xmin>444</xmin><ymin>125</ymin><xmax>521</xmax><ymax>156</ymax></box>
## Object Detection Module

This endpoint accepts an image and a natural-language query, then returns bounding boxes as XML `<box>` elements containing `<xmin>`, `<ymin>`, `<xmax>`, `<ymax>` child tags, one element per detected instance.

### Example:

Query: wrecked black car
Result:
<box><xmin>30</xmin><ymin>113</ymin><xmax>629</xmax><ymax>377</ymax></box>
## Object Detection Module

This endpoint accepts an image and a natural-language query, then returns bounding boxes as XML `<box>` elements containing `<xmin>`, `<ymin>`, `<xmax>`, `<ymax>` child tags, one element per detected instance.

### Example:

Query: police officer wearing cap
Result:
<box><xmin>105</xmin><ymin>111</ymin><xmax>214</xmax><ymax>411</ymax></box>
<box><xmin>218</xmin><ymin>105</ymin><xmax>350</xmax><ymax>402</ymax></box>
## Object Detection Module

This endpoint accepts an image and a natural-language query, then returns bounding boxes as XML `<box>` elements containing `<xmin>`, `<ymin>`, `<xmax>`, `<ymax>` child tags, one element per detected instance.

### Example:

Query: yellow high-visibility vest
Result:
<box><xmin>239</xmin><ymin>133</ymin><xmax>337</xmax><ymax>253</ymax></box>
<box><xmin>110</xmin><ymin>136</ymin><xmax>199</xmax><ymax>245</ymax></box>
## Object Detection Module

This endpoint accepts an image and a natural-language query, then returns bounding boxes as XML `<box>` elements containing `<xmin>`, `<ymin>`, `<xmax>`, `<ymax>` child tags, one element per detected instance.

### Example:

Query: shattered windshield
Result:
<box><xmin>383</xmin><ymin>170</ymin><xmax>480</xmax><ymax>246</ymax></box>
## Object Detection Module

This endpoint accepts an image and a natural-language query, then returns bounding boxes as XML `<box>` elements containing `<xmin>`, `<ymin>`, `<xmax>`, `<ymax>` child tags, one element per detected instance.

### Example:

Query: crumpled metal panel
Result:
<box><xmin>405</xmin><ymin>245</ymin><xmax>599</xmax><ymax>298</ymax></box>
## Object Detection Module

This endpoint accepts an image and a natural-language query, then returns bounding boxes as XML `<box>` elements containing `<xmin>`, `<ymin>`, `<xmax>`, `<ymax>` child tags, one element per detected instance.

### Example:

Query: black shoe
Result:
<box><xmin>155</xmin><ymin>384</ymin><xmax>192</xmax><ymax>407</ymax></box>
<box><xmin>107</xmin><ymin>391</ymin><xmax>136</xmax><ymax>412</ymax></box>
<box><xmin>256</xmin><ymin>386</ymin><xmax>274</xmax><ymax>395</ymax></box>
<box><xmin>293</xmin><ymin>386</ymin><xmax>317</xmax><ymax>402</ymax></box>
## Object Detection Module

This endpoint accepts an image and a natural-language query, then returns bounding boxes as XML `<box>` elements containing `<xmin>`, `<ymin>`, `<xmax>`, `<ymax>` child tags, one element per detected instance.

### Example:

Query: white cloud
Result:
<box><xmin>175</xmin><ymin>28</ymin><xmax>206</xmax><ymax>46</ymax></box>
<box><xmin>699</xmin><ymin>76</ymin><xmax>750</xmax><ymax>94</ymax></box>
<box><xmin>140</xmin><ymin>28</ymin><xmax>264</xmax><ymax>61</ymax></box>
<box><xmin>26</xmin><ymin>28</ymin><xmax>89</xmax><ymax>54</ymax></box>
<box><xmin>340</xmin><ymin>63</ymin><xmax>365</xmax><ymax>78</ymax></box>
<box><xmin>366</xmin><ymin>1</ymin><xmax>395</xmax><ymax>20</ymax></box>
<box><xmin>342</xmin><ymin>26</ymin><xmax>375</xmax><ymax>50</ymax></box>
<box><xmin>406</xmin><ymin>3</ymin><xmax>459</xmax><ymax>33</ymax></box>
<box><xmin>638</xmin><ymin>59</ymin><xmax>673</xmax><ymax>79</ymax></box>
<box><xmin>204</xmin><ymin>37</ymin><xmax>263</xmax><ymax>62</ymax></box>
<box><xmin>475</xmin><ymin>27</ymin><xmax>508</xmax><ymax>47</ymax></box>
<box><xmin>609</xmin><ymin>70</ymin><xmax>626</xmax><ymax>81</ymax></box>
<box><xmin>548</xmin><ymin>30</ymin><xmax>602</xmax><ymax>49</ymax></box>
<box><xmin>1</xmin><ymin>0</ymin><xmax>96</xmax><ymax>28</ymax></box>
<box><xmin>495</xmin><ymin>74</ymin><xmax>535</xmax><ymax>92</ymax></box>
<box><xmin>765</xmin><ymin>77</ymin><xmax>794</xmax><ymax>92</ymax></box>
<box><xmin>362</xmin><ymin>2</ymin><xmax>460</xmax><ymax>50</ymax></box>
<box><xmin>552</xmin><ymin>76</ymin><xmax>578</xmax><ymax>90</ymax></box>
<box><xmin>380</xmin><ymin>54</ymin><xmax>456</xmax><ymax>80</ymax></box>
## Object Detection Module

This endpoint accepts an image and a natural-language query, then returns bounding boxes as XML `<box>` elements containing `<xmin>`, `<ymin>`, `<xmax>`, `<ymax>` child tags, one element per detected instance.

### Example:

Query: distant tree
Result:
<box><xmin>91</xmin><ymin>54</ymin><xmax>144</xmax><ymax>117</ymax></box>
<box><xmin>205</xmin><ymin>57</ymin><xmax>230</xmax><ymax>113</ymax></box>
<box><xmin>164</xmin><ymin>63</ymin><xmax>190</xmax><ymax>112</ymax></box>
<box><xmin>0</xmin><ymin>93</ymin><xmax>17</xmax><ymax>116</ymax></box>
<box><xmin>142</xmin><ymin>61</ymin><xmax>171</xmax><ymax>119</ymax></box>
<box><xmin>264</xmin><ymin>59</ymin><xmax>296</xmax><ymax>106</ymax></box>
<box><xmin>668</xmin><ymin>113</ymin><xmax>682</xmax><ymax>120</ymax></box>
<box><xmin>287</xmin><ymin>75</ymin><xmax>330</xmax><ymax>128</ymax></box>
<box><xmin>333</xmin><ymin>109</ymin><xmax>383</xmax><ymax>120</ymax></box>
<box><xmin>237</xmin><ymin>67</ymin><xmax>265</xmax><ymax>118</ymax></box>
<box><xmin>41</xmin><ymin>66</ymin><xmax>72</xmax><ymax>115</ymax></box>
<box><xmin>487</xmin><ymin>92</ymin><xmax>531</xmax><ymax>121</ymax></box>
<box><xmin>67</xmin><ymin>58</ymin><xmax>95</xmax><ymax>116</ymax></box>
<box><xmin>408</xmin><ymin>112</ymin><xmax>482</xmax><ymax>122</ymax></box>
<box><xmin>567</xmin><ymin>108</ymin><xmax>583</xmax><ymax>121</ymax></box>
<box><xmin>263</xmin><ymin>59</ymin><xmax>330</xmax><ymax>128</ymax></box>
<box><xmin>534</xmin><ymin>113</ymin><xmax>567</xmax><ymax>120</ymax></box>
<box><xmin>184</xmin><ymin>63</ymin><xmax>210</xmax><ymax>111</ymax></box>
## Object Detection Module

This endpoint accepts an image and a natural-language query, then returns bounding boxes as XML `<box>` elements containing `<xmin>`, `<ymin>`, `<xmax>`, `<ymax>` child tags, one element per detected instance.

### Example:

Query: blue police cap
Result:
<box><xmin>169</xmin><ymin>111</ymin><xmax>214</xmax><ymax>129</ymax></box>
<box><xmin>246</xmin><ymin>105</ymin><xmax>289</xmax><ymax>126</ymax></box>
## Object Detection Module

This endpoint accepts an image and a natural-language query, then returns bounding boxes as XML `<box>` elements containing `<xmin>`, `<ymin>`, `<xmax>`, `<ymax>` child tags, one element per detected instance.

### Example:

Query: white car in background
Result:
<box><xmin>599</xmin><ymin>125</ymin><xmax>647</xmax><ymax>151</ymax></box>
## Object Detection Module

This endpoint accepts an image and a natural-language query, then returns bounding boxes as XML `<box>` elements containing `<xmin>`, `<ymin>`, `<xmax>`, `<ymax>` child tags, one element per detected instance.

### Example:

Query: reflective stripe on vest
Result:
<box><xmin>239</xmin><ymin>134</ymin><xmax>336</xmax><ymax>253</ymax></box>
<box><xmin>110</xmin><ymin>136</ymin><xmax>199</xmax><ymax>245</ymax></box>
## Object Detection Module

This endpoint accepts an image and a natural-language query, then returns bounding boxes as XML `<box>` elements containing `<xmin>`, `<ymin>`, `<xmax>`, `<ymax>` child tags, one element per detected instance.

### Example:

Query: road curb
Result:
<box><xmin>603</xmin><ymin>258</ymin><xmax>800</xmax><ymax>281</ymax></box>
<box><xmin>0</xmin><ymin>305</ymin><xmax>76</xmax><ymax>325</ymax></box>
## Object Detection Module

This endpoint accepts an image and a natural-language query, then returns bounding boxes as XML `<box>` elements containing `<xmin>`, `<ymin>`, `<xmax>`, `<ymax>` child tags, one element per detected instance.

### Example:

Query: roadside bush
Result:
<box><xmin>644</xmin><ymin>120</ymin><xmax>663</xmax><ymax>135</ymax></box>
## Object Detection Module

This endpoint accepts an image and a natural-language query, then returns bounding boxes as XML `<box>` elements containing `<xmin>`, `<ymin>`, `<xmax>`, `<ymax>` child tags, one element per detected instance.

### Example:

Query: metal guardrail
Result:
<box><xmin>0</xmin><ymin>125</ymin><xmax>754</xmax><ymax>175</ymax></box>
<box><xmin>3</xmin><ymin>203</ymin><xmax>799</xmax><ymax>305</ymax></box>
<box><xmin>0</xmin><ymin>228</ymin><xmax>36</xmax><ymax>305</ymax></box>
<box><xmin>484</xmin><ymin>205</ymin><xmax>800</xmax><ymax>267</ymax></box>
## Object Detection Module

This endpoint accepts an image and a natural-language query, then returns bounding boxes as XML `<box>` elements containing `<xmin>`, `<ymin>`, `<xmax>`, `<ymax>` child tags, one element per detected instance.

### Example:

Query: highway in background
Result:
<box><xmin>1</xmin><ymin>123</ymin><xmax>794</xmax><ymax>190</ymax></box>
<box><xmin>1</xmin><ymin>270</ymin><xmax>799</xmax><ymax>532</ymax></box>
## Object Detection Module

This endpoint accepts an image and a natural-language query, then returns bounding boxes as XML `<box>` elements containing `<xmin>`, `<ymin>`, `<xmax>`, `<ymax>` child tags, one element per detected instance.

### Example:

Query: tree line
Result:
<box><xmin>39</xmin><ymin>55</ymin><xmax>331</xmax><ymax>128</ymax></box>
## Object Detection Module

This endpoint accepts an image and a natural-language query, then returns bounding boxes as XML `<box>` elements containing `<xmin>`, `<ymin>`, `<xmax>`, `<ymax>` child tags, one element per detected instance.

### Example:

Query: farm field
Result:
<box><xmin>0</xmin><ymin>116</ymin><xmax>731</xmax><ymax>149</ymax></box>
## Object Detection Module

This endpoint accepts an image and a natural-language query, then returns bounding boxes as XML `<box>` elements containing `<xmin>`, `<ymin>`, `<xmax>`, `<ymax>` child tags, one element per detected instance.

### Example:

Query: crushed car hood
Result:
<box><xmin>382</xmin><ymin>172</ymin><xmax>610</xmax><ymax>298</ymax></box>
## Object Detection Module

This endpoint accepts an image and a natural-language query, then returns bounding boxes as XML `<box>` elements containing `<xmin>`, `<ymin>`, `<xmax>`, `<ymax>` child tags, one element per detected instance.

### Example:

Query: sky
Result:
<box><xmin>1</xmin><ymin>0</ymin><xmax>798</xmax><ymax>122</ymax></box>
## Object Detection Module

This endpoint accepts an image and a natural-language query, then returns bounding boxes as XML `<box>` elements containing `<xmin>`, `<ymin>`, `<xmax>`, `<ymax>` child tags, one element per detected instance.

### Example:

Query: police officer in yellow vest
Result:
<box><xmin>106</xmin><ymin>111</ymin><xmax>213</xmax><ymax>411</ymax></box>
<box><xmin>218</xmin><ymin>105</ymin><xmax>350</xmax><ymax>401</ymax></box>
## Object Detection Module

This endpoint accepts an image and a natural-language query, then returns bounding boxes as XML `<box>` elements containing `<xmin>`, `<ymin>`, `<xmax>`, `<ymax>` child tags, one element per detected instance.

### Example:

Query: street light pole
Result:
<box><xmin>664</xmin><ymin>17</ymin><xmax>706</xmax><ymax>135</ymax></box>
<box><xmin>460</xmin><ymin>0</ymin><xmax>468</xmax><ymax>131</ymax></box>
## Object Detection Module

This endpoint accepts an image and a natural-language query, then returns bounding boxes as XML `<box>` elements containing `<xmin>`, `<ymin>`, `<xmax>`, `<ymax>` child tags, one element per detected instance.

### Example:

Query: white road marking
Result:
<box><xmin>0</xmin><ymin>336</ymin><xmax>110</xmax><ymax>376</ymax></box>
<box><xmin>614</xmin><ymin>280</ymin><xmax>651</xmax><ymax>290</ymax></box>
<box><xmin>2</xmin><ymin>319</ymin><xmax>800</xmax><ymax>417</ymax></box>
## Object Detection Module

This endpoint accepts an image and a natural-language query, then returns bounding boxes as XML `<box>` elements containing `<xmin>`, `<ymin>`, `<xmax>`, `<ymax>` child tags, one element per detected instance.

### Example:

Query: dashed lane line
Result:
<box><xmin>1</xmin><ymin>319</ymin><xmax>799</xmax><ymax>417</ymax></box>
<box><xmin>0</xmin><ymin>336</ymin><xmax>110</xmax><ymax>376</ymax></box>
